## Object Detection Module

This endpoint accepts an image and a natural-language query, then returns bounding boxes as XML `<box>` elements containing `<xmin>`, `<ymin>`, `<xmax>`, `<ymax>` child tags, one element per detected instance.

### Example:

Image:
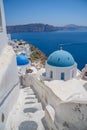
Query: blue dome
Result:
<box><xmin>16</xmin><ymin>53</ymin><xmax>29</xmax><ymax>66</ymax></box>
<box><xmin>47</xmin><ymin>50</ymin><xmax>75</xmax><ymax>67</ymax></box>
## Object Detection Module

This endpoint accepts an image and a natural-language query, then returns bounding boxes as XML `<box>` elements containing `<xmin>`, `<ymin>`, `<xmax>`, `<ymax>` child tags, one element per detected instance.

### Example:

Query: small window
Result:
<box><xmin>61</xmin><ymin>72</ymin><xmax>64</xmax><ymax>80</ymax></box>
<box><xmin>72</xmin><ymin>70</ymin><xmax>74</xmax><ymax>78</ymax></box>
<box><xmin>50</xmin><ymin>71</ymin><xmax>53</xmax><ymax>79</ymax></box>
<box><xmin>85</xmin><ymin>72</ymin><xmax>87</xmax><ymax>77</ymax></box>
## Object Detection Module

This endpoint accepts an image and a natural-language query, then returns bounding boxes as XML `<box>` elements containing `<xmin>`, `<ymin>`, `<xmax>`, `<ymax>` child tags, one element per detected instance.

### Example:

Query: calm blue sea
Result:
<box><xmin>11</xmin><ymin>31</ymin><xmax>87</xmax><ymax>70</ymax></box>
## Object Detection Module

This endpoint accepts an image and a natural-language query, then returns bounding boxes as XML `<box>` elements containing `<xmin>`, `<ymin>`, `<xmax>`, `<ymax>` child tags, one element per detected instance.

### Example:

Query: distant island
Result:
<box><xmin>7</xmin><ymin>23</ymin><xmax>87</xmax><ymax>33</ymax></box>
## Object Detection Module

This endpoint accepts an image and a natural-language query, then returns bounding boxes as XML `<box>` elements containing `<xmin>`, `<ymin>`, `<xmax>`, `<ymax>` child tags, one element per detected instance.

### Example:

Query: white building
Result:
<box><xmin>1</xmin><ymin>0</ymin><xmax>87</xmax><ymax>129</ymax></box>
<box><xmin>0</xmin><ymin>0</ymin><xmax>19</xmax><ymax>129</ymax></box>
<box><xmin>25</xmin><ymin>49</ymin><xmax>87</xmax><ymax>130</ymax></box>
<box><xmin>46</xmin><ymin>48</ymin><xmax>77</xmax><ymax>81</ymax></box>
<box><xmin>81</xmin><ymin>64</ymin><xmax>87</xmax><ymax>80</ymax></box>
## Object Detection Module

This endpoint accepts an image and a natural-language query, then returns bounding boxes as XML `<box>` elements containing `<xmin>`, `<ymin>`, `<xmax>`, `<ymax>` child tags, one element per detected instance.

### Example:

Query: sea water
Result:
<box><xmin>11</xmin><ymin>31</ymin><xmax>87</xmax><ymax>70</ymax></box>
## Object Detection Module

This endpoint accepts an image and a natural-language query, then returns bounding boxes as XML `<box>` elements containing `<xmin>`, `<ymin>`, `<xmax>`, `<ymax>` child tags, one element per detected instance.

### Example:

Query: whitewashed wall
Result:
<box><xmin>46</xmin><ymin>62</ymin><xmax>77</xmax><ymax>81</ymax></box>
<box><xmin>0</xmin><ymin>46</ymin><xmax>20</xmax><ymax>130</ymax></box>
<box><xmin>0</xmin><ymin>1</ymin><xmax>20</xmax><ymax>129</ymax></box>
<box><xmin>23</xmin><ymin>74</ymin><xmax>87</xmax><ymax>130</ymax></box>
<box><xmin>0</xmin><ymin>32</ymin><xmax>8</xmax><ymax>53</ymax></box>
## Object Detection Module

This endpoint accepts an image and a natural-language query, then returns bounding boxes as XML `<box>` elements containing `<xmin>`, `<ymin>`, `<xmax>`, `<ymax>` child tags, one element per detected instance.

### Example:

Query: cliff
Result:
<box><xmin>7</xmin><ymin>23</ymin><xmax>87</xmax><ymax>33</ymax></box>
<box><xmin>7</xmin><ymin>23</ymin><xmax>58</xmax><ymax>33</ymax></box>
<box><xmin>29</xmin><ymin>43</ymin><xmax>47</xmax><ymax>66</ymax></box>
<box><xmin>12</xmin><ymin>40</ymin><xmax>47</xmax><ymax>67</ymax></box>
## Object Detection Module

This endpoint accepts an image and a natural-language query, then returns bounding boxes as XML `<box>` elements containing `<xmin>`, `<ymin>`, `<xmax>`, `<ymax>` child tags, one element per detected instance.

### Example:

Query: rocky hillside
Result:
<box><xmin>7</xmin><ymin>23</ymin><xmax>58</xmax><ymax>33</ymax></box>
<box><xmin>13</xmin><ymin>40</ymin><xmax>47</xmax><ymax>67</ymax></box>
<box><xmin>29</xmin><ymin>44</ymin><xmax>47</xmax><ymax>66</ymax></box>
<box><xmin>7</xmin><ymin>23</ymin><xmax>87</xmax><ymax>33</ymax></box>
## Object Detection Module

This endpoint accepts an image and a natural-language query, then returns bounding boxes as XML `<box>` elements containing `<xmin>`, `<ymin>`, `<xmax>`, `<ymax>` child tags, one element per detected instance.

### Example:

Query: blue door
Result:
<box><xmin>61</xmin><ymin>72</ymin><xmax>64</xmax><ymax>80</ymax></box>
<box><xmin>50</xmin><ymin>71</ymin><xmax>53</xmax><ymax>78</ymax></box>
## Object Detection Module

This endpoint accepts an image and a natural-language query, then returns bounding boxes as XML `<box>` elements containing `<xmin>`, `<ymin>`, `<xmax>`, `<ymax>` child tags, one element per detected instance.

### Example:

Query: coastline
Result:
<box><xmin>10</xmin><ymin>40</ymin><xmax>47</xmax><ymax>68</ymax></box>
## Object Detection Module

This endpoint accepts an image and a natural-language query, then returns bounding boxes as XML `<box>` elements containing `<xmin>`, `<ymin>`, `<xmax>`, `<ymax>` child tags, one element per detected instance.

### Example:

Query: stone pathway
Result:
<box><xmin>6</xmin><ymin>86</ymin><xmax>48</xmax><ymax>130</ymax></box>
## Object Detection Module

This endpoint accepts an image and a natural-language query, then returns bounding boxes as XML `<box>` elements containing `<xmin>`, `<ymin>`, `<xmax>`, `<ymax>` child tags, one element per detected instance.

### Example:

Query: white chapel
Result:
<box><xmin>46</xmin><ymin>48</ymin><xmax>77</xmax><ymax>80</ymax></box>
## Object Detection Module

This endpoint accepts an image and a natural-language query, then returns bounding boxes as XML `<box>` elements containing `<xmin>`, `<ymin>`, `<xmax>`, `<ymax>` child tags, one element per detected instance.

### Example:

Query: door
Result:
<box><xmin>50</xmin><ymin>71</ymin><xmax>53</xmax><ymax>79</ymax></box>
<box><xmin>61</xmin><ymin>72</ymin><xmax>64</xmax><ymax>80</ymax></box>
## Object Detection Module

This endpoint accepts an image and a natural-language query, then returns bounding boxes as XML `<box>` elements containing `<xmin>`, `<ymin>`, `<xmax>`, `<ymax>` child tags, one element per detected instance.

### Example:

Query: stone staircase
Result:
<box><xmin>5</xmin><ymin>86</ymin><xmax>48</xmax><ymax>130</ymax></box>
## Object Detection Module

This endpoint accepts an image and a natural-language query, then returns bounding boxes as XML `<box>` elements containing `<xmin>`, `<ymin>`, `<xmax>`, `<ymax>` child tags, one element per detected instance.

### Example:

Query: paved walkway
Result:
<box><xmin>6</xmin><ymin>86</ymin><xmax>48</xmax><ymax>130</ymax></box>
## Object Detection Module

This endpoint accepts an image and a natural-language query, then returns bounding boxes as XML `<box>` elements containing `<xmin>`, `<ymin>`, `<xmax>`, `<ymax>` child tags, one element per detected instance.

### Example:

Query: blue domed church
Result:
<box><xmin>46</xmin><ymin>49</ymin><xmax>77</xmax><ymax>81</ymax></box>
<box><xmin>16</xmin><ymin>53</ymin><xmax>29</xmax><ymax>66</ymax></box>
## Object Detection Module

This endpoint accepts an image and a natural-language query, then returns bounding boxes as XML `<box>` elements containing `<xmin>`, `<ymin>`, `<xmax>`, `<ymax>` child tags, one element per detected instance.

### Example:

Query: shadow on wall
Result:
<box><xmin>83</xmin><ymin>83</ymin><xmax>87</xmax><ymax>91</ymax></box>
<box><xmin>41</xmin><ymin>117</ymin><xmax>49</xmax><ymax>130</ymax></box>
<box><xmin>19</xmin><ymin>121</ymin><xmax>38</xmax><ymax>130</ymax></box>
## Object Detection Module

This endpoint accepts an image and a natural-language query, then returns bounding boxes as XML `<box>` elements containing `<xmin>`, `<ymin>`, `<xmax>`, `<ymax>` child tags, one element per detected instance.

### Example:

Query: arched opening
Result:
<box><xmin>72</xmin><ymin>70</ymin><xmax>74</xmax><ymax>78</ymax></box>
<box><xmin>85</xmin><ymin>72</ymin><xmax>87</xmax><ymax>77</ymax></box>
<box><xmin>61</xmin><ymin>72</ymin><xmax>65</xmax><ymax>80</ymax></box>
<box><xmin>50</xmin><ymin>71</ymin><xmax>53</xmax><ymax>79</ymax></box>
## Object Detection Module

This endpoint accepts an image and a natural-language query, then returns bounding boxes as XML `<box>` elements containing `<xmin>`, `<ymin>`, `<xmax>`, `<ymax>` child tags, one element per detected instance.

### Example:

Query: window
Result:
<box><xmin>50</xmin><ymin>71</ymin><xmax>53</xmax><ymax>79</ymax></box>
<box><xmin>61</xmin><ymin>72</ymin><xmax>64</xmax><ymax>80</ymax></box>
<box><xmin>85</xmin><ymin>72</ymin><xmax>87</xmax><ymax>77</ymax></box>
<box><xmin>72</xmin><ymin>70</ymin><xmax>74</xmax><ymax>78</ymax></box>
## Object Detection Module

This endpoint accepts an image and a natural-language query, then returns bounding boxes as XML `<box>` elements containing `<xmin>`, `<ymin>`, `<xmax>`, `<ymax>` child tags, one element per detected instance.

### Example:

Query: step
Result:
<box><xmin>24</xmin><ymin>102</ymin><xmax>43</xmax><ymax>111</ymax></box>
<box><xmin>24</xmin><ymin>98</ymin><xmax>38</xmax><ymax>104</ymax></box>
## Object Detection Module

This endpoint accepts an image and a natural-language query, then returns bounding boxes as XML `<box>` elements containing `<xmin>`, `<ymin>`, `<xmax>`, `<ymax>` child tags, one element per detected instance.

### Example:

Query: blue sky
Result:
<box><xmin>4</xmin><ymin>0</ymin><xmax>87</xmax><ymax>26</ymax></box>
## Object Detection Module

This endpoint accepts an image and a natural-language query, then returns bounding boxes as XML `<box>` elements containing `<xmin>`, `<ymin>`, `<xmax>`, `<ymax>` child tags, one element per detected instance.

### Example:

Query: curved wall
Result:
<box><xmin>24</xmin><ymin>74</ymin><xmax>87</xmax><ymax>130</ymax></box>
<box><xmin>46</xmin><ymin>62</ymin><xmax>77</xmax><ymax>81</ymax></box>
